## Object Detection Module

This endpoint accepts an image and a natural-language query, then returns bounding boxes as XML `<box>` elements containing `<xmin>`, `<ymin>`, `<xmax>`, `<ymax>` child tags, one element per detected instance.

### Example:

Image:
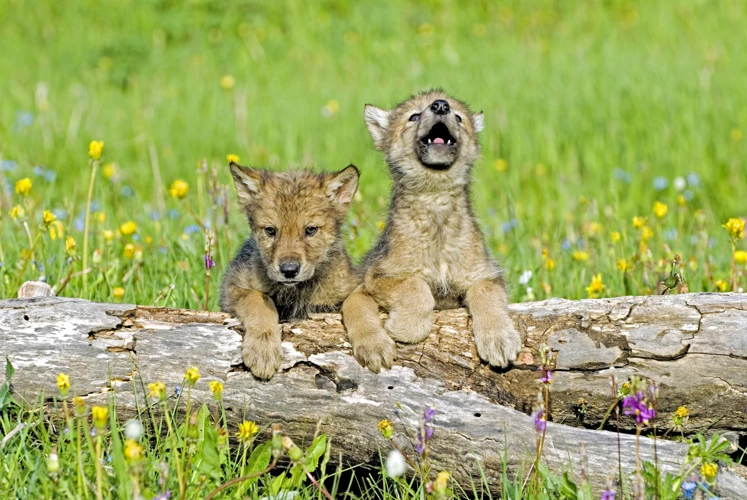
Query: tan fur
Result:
<box><xmin>221</xmin><ymin>163</ymin><xmax>360</xmax><ymax>379</ymax></box>
<box><xmin>343</xmin><ymin>90</ymin><xmax>522</xmax><ymax>371</ymax></box>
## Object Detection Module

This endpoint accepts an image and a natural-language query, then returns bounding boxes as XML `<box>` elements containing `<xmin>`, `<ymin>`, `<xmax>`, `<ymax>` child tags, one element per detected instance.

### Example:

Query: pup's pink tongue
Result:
<box><xmin>433</xmin><ymin>137</ymin><xmax>445</xmax><ymax>144</ymax></box>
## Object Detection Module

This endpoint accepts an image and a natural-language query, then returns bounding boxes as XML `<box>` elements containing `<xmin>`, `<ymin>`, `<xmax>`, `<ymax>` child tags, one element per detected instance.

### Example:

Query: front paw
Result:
<box><xmin>473</xmin><ymin>319</ymin><xmax>522</xmax><ymax>368</ymax></box>
<box><xmin>385</xmin><ymin>308</ymin><xmax>434</xmax><ymax>344</ymax></box>
<box><xmin>242</xmin><ymin>329</ymin><xmax>282</xmax><ymax>380</ymax></box>
<box><xmin>351</xmin><ymin>327</ymin><xmax>397</xmax><ymax>373</ymax></box>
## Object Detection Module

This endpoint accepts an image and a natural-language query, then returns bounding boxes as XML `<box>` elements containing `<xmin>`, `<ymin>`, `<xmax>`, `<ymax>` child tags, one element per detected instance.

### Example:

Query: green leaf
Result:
<box><xmin>243</xmin><ymin>441</ymin><xmax>272</xmax><ymax>488</ymax></box>
<box><xmin>5</xmin><ymin>357</ymin><xmax>14</xmax><ymax>382</ymax></box>
<box><xmin>304</xmin><ymin>434</ymin><xmax>327</xmax><ymax>473</ymax></box>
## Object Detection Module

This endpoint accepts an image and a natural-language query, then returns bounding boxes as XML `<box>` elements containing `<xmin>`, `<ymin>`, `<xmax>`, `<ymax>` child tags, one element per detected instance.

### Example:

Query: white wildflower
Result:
<box><xmin>385</xmin><ymin>449</ymin><xmax>406</xmax><ymax>478</ymax></box>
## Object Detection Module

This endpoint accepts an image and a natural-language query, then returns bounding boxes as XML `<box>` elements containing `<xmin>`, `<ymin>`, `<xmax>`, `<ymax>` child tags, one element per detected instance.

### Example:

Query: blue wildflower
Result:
<box><xmin>653</xmin><ymin>177</ymin><xmax>668</xmax><ymax>190</ymax></box>
<box><xmin>687</xmin><ymin>172</ymin><xmax>700</xmax><ymax>187</ymax></box>
<box><xmin>121</xmin><ymin>186</ymin><xmax>134</xmax><ymax>197</ymax></box>
<box><xmin>168</xmin><ymin>209</ymin><xmax>180</xmax><ymax>220</ymax></box>
<box><xmin>1</xmin><ymin>159</ymin><xmax>18</xmax><ymax>172</ymax></box>
<box><xmin>185</xmin><ymin>224</ymin><xmax>201</xmax><ymax>234</ymax></box>
<box><xmin>613</xmin><ymin>168</ymin><xmax>632</xmax><ymax>183</ymax></box>
<box><xmin>561</xmin><ymin>239</ymin><xmax>572</xmax><ymax>251</ymax></box>
<box><xmin>681</xmin><ymin>481</ymin><xmax>697</xmax><ymax>499</ymax></box>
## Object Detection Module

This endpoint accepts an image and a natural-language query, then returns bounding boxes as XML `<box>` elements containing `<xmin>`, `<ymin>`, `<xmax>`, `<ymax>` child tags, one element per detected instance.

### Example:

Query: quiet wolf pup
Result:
<box><xmin>221</xmin><ymin>162</ymin><xmax>360</xmax><ymax>380</ymax></box>
<box><xmin>342</xmin><ymin>90</ymin><xmax>522</xmax><ymax>372</ymax></box>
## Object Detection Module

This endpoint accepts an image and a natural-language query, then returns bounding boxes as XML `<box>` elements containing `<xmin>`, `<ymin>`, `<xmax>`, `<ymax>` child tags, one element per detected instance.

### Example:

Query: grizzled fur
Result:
<box><xmin>221</xmin><ymin>162</ymin><xmax>360</xmax><ymax>379</ymax></box>
<box><xmin>342</xmin><ymin>90</ymin><xmax>523</xmax><ymax>372</ymax></box>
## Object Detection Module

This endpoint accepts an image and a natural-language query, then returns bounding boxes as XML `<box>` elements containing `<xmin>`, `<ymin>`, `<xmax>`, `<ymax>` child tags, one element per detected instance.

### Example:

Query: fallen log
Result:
<box><xmin>1</xmin><ymin>294</ymin><xmax>746</xmax><ymax>496</ymax></box>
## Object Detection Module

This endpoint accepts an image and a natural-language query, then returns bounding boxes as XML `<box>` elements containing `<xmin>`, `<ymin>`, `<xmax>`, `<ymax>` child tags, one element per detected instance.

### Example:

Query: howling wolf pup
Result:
<box><xmin>221</xmin><ymin>162</ymin><xmax>360</xmax><ymax>379</ymax></box>
<box><xmin>342</xmin><ymin>90</ymin><xmax>522</xmax><ymax>372</ymax></box>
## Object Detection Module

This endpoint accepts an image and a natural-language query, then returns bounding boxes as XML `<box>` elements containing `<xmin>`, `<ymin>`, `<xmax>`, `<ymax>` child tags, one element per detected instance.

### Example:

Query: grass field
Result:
<box><xmin>1</xmin><ymin>1</ymin><xmax>746</xmax><ymax>498</ymax></box>
<box><xmin>2</xmin><ymin>0</ymin><xmax>746</xmax><ymax>308</ymax></box>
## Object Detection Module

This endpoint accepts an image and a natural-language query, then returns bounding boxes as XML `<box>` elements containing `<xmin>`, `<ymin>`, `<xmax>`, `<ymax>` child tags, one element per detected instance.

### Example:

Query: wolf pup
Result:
<box><xmin>342</xmin><ymin>90</ymin><xmax>522</xmax><ymax>372</ymax></box>
<box><xmin>221</xmin><ymin>162</ymin><xmax>360</xmax><ymax>379</ymax></box>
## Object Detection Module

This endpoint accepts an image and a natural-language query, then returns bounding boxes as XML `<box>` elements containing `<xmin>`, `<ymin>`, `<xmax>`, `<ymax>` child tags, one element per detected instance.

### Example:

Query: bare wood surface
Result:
<box><xmin>1</xmin><ymin>294</ymin><xmax>746</xmax><ymax>496</ymax></box>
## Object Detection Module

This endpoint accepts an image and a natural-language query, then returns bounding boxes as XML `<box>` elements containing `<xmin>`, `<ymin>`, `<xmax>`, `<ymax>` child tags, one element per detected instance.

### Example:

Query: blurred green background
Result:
<box><xmin>1</xmin><ymin>0</ymin><xmax>746</xmax><ymax>307</ymax></box>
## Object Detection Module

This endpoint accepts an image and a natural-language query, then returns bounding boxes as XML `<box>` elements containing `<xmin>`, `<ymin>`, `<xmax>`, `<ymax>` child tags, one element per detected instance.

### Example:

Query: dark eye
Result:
<box><xmin>409</xmin><ymin>113</ymin><xmax>420</xmax><ymax>122</ymax></box>
<box><xmin>305</xmin><ymin>225</ymin><xmax>318</xmax><ymax>237</ymax></box>
<box><xmin>264</xmin><ymin>226</ymin><xmax>276</xmax><ymax>237</ymax></box>
<box><xmin>456</xmin><ymin>114</ymin><xmax>462</xmax><ymax>123</ymax></box>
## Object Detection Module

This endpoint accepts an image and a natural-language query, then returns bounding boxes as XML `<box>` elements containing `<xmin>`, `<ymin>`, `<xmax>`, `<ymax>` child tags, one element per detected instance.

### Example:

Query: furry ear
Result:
<box><xmin>472</xmin><ymin>112</ymin><xmax>485</xmax><ymax>133</ymax></box>
<box><xmin>229</xmin><ymin>162</ymin><xmax>264</xmax><ymax>207</ymax></box>
<box><xmin>364</xmin><ymin>104</ymin><xmax>391</xmax><ymax>150</ymax></box>
<box><xmin>325</xmin><ymin>164</ymin><xmax>359</xmax><ymax>209</ymax></box>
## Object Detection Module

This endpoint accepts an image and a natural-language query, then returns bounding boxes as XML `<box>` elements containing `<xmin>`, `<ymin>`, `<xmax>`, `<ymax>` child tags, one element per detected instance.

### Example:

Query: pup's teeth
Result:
<box><xmin>447</xmin><ymin>139</ymin><xmax>452</xmax><ymax>145</ymax></box>
<box><xmin>433</xmin><ymin>137</ymin><xmax>445</xmax><ymax>144</ymax></box>
<box><xmin>427</xmin><ymin>138</ymin><xmax>432</xmax><ymax>144</ymax></box>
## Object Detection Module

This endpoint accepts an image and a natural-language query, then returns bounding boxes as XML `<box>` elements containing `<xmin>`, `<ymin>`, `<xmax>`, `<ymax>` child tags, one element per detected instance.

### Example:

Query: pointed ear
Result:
<box><xmin>472</xmin><ymin>112</ymin><xmax>485</xmax><ymax>133</ymax></box>
<box><xmin>229</xmin><ymin>162</ymin><xmax>264</xmax><ymax>206</ymax></box>
<box><xmin>325</xmin><ymin>165</ymin><xmax>359</xmax><ymax>210</ymax></box>
<box><xmin>364</xmin><ymin>104</ymin><xmax>391</xmax><ymax>150</ymax></box>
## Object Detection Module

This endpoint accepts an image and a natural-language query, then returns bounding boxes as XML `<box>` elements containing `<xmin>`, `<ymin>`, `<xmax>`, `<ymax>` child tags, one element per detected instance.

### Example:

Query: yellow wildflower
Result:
<box><xmin>73</xmin><ymin>396</ymin><xmax>86</xmax><ymax>417</ymax></box>
<box><xmin>434</xmin><ymin>471</ymin><xmax>450</xmax><ymax>494</ymax></box>
<box><xmin>88</xmin><ymin>140</ymin><xmax>104</xmax><ymax>160</ymax></box>
<box><xmin>91</xmin><ymin>406</ymin><xmax>109</xmax><ymax>429</ymax></box>
<box><xmin>119</xmin><ymin>221</ymin><xmax>137</xmax><ymax>236</ymax></box>
<box><xmin>586</xmin><ymin>273</ymin><xmax>605</xmax><ymax>298</ymax></box>
<box><xmin>588</xmin><ymin>222</ymin><xmax>604</xmax><ymax>236</ymax></box>
<box><xmin>677</xmin><ymin>194</ymin><xmax>686</xmax><ymax>206</ymax></box>
<box><xmin>701</xmin><ymin>462</ymin><xmax>718</xmax><ymax>483</ymax></box>
<box><xmin>544</xmin><ymin>257</ymin><xmax>556</xmax><ymax>272</ymax></box>
<box><xmin>209</xmin><ymin>380</ymin><xmax>224</xmax><ymax>401</ymax></box>
<box><xmin>15</xmin><ymin>178</ymin><xmax>32</xmax><ymax>197</ymax></box>
<box><xmin>674</xmin><ymin>406</ymin><xmax>689</xmax><ymax>419</ymax></box>
<box><xmin>184</xmin><ymin>366</ymin><xmax>200</xmax><ymax>385</ymax></box>
<box><xmin>123</xmin><ymin>243</ymin><xmax>135</xmax><ymax>259</ymax></box>
<box><xmin>226</xmin><ymin>154</ymin><xmax>240</xmax><ymax>164</ymax></box>
<box><xmin>610</xmin><ymin>231</ymin><xmax>621</xmax><ymax>243</ymax></box>
<box><xmin>56</xmin><ymin>373</ymin><xmax>70</xmax><ymax>397</ymax></box>
<box><xmin>376</xmin><ymin>221</ymin><xmax>385</xmax><ymax>231</ymax></box>
<box><xmin>723</xmin><ymin>218</ymin><xmax>745</xmax><ymax>240</ymax></box>
<box><xmin>617</xmin><ymin>259</ymin><xmax>630</xmax><ymax>272</ymax></box>
<box><xmin>124</xmin><ymin>439</ymin><xmax>144</xmax><ymax>463</ymax></box>
<box><xmin>95</xmin><ymin>212</ymin><xmax>105</xmax><ymax>223</ymax></box>
<box><xmin>102</xmin><ymin>163</ymin><xmax>117</xmax><ymax>179</ymax></box>
<box><xmin>715</xmin><ymin>279</ymin><xmax>728</xmax><ymax>292</ymax></box>
<box><xmin>732</xmin><ymin>129</ymin><xmax>743</xmax><ymax>142</ymax></box>
<box><xmin>220</xmin><ymin>74</ymin><xmax>236</xmax><ymax>90</ymax></box>
<box><xmin>9</xmin><ymin>205</ymin><xmax>25</xmax><ymax>220</ymax></box>
<box><xmin>378</xmin><ymin>419</ymin><xmax>393</xmax><ymax>439</ymax></box>
<box><xmin>572</xmin><ymin>250</ymin><xmax>589</xmax><ymax>262</ymax></box>
<box><xmin>65</xmin><ymin>236</ymin><xmax>77</xmax><ymax>254</ymax></box>
<box><xmin>236</xmin><ymin>420</ymin><xmax>259</xmax><ymax>442</ymax></box>
<box><xmin>323</xmin><ymin>99</ymin><xmax>340</xmax><ymax>116</ymax></box>
<box><xmin>103</xmin><ymin>229</ymin><xmax>114</xmax><ymax>241</ymax></box>
<box><xmin>640</xmin><ymin>226</ymin><xmax>654</xmax><ymax>242</ymax></box>
<box><xmin>735</xmin><ymin>250</ymin><xmax>747</xmax><ymax>265</ymax></box>
<box><xmin>653</xmin><ymin>201</ymin><xmax>668</xmax><ymax>219</ymax></box>
<box><xmin>49</xmin><ymin>221</ymin><xmax>64</xmax><ymax>240</ymax></box>
<box><xmin>144</xmin><ymin>236</ymin><xmax>153</xmax><ymax>245</ymax></box>
<box><xmin>169</xmin><ymin>179</ymin><xmax>189</xmax><ymax>199</ymax></box>
<box><xmin>494</xmin><ymin>158</ymin><xmax>508</xmax><ymax>172</ymax></box>
<box><xmin>632</xmin><ymin>216</ymin><xmax>646</xmax><ymax>229</ymax></box>
<box><xmin>147</xmin><ymin>381</ymin><xmax>167</xmax><ymax>401</ymax></box>
<box><xmin>43</xmin><ymin>210</ymin><xmax>56</xmax><ymax>226</ymax></box>
<box><xmin>112</xmin><ymin>287</ymin><xmax>125</xmax><ymax>299</ymax></box>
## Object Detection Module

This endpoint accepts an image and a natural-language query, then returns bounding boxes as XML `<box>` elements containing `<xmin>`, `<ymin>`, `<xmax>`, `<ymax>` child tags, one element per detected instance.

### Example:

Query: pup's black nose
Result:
<box><xmin>430</xmin><ymin>99</ymin><xmax>450</xmax><ymax>115</ymax></box>
<box><xmin>279</xmin><ymin>261</ymin><xmax>300</xmax><ymax>279</ymax></box>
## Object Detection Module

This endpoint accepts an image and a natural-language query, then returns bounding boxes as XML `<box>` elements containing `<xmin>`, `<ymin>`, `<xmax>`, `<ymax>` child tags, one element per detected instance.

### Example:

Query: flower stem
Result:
<box><xmin>95</xmin><ymin>434</ymin><xmax>104</xmax><ymax>500</ymax></box>
<box><xmin>82</xmin><ymin>159</ymin><xmax>98</xmax><ymax>292</ymax></box>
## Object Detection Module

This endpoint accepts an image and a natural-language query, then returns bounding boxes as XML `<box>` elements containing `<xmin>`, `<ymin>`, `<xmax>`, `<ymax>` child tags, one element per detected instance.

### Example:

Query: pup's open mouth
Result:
<box><xmin>420</xmin><ymin>122</ymin><xmax>456</xmax><ymax>146</ymax></box>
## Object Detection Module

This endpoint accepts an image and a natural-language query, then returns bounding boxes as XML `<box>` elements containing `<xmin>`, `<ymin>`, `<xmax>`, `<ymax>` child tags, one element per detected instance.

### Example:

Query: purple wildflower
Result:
<box><xmin>600</xmin><ymin>489</ymin><xmax>615</xmax><ymax>500</ymax></box>
<box><xmin>622</xmin><ymin>392</ymin><xmax>655</xmax><ymax>424</ymax></box>
<box><xmin>416</xmin><ymin>406</ymin><xmax>436</xmax><ymax>455</ymax></box>
<box><xmin>204</xmin><ymin>254</ymin><xmax>215</xmax><ymax>270</ymax></box>
<box><xmin>531</xmin><ymin>407</ymin><xmax>546</xmax><ymax>433</ymax></box>
<box><xmin>154</xmin><ymin>491</ymin><xmax>171</xmax><ymax>500</ymax></box>
<box><xmin>539</xmin><ymin>368</ymin><xmax>552</xmax><ymax>384</ymax></box>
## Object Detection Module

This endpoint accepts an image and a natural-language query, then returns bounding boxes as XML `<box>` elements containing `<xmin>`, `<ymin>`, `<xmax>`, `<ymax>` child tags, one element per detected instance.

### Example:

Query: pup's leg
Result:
<box><xmin>233</xmin><ymin>290</ymin><xmax>283</xmax><ymax>380</ymax></box>
<box><xmin>465</xmin><ymin>279</ymin><xmax>522</xmax><ymax>367</ymax></box>
<box><xmin>342</xmin><ymin>285</ymin><xmax>396</xmax><ymax>372</ymax></box>
<box><xmin>368</xmin><ymin>275</ymin><xmax>435</xmax><ymax>344</ymax></box>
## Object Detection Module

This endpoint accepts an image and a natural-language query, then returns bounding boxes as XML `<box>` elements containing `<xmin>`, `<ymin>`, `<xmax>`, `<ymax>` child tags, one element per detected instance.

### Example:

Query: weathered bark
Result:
<box><xmin>1</xmin><ymin>294</ymin><xmax>746</xmax><ymax>496</ymax></box>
